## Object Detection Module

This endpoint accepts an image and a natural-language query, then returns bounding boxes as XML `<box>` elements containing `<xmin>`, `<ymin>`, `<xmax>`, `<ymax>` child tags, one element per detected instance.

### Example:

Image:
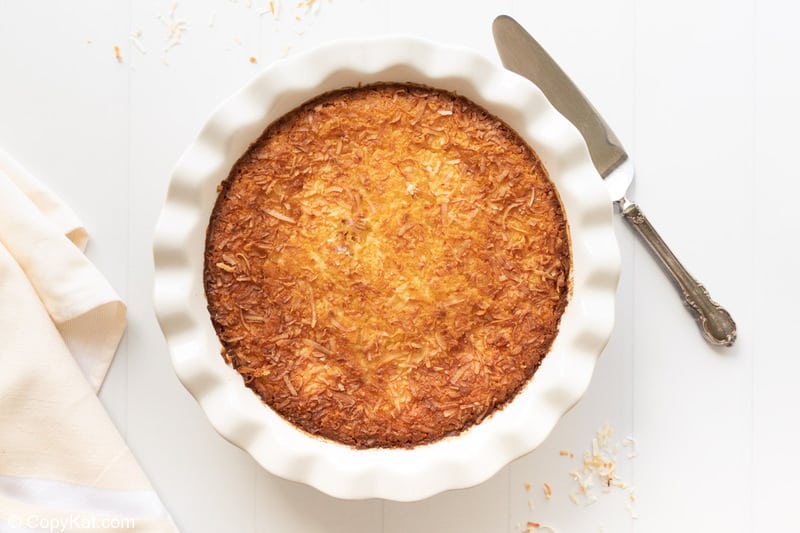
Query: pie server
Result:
<box><xmin>492</xmin><ymin>15</ymin><xmax>736</xmax><ymax>346</ymax></box>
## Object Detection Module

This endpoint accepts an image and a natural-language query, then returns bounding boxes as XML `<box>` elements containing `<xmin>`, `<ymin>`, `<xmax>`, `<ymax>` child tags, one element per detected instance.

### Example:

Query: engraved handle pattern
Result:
<box><xmin>621</xmin><ymin>201</ymin><xmax>737</xmax><ymax>346</ymax></box>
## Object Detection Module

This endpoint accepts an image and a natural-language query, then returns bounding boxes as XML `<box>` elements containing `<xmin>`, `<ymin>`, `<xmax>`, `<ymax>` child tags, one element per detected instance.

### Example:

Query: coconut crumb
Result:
<box><xmin>159</xmin><ymin>0</ymin><xmax>187</xmax><ymax>55</ymax></box>
<box><xmin>562</xmin><ymin>424</ymin><xmax>639</xmax><ymax>517</ymax></box>
<box><xmin>524</xmin><ymin>482</ymin><xmax>532</xmax><ymax>492</ymax></box>
<box><xmin>297</xmin><ymin>0</ymin><xmax>317</xmax><ymax>12</ymax></box>
<box><xmin>258</xmin><ymin>0</ymin><xmax>279</xmax><ymax>16</ymax></box>
<box><xmin>623</xmin><ymin>436</ymin><xmax>638</xmax><ymax>458</ymax></box>
<box><xmin>113</xmin><ymin>45</ymin><xmax>122</xmax><ymax>62</ymax></box>
<box><xmin>249</xmin><ymin>56</ymin><xmax>257</xmax><ymax>64</ymax></box>
<box><xmin>526</xmin><ymin>523</ymin><xmax>559</xmax><ymax>533</ymax></box>
<box><xmin>130</xmin><ymin>29</ymin><xmax>147</xmax><ymax>54</ymax></box>
<box><xmin>518</xmin><ymin>423</ymin><xmax>638</xmax><ymax>531</ymax></box>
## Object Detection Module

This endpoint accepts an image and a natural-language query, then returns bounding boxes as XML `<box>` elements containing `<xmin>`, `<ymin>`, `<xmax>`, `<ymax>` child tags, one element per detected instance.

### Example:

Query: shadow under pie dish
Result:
<box><xmin>155</xmin><ymin>37</ymin><xmax>619</xmax><ymax>500</ymax></box>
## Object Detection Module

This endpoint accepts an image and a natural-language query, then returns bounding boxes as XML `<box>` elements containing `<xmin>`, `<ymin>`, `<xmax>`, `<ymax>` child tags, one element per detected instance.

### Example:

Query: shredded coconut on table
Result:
<box><xmin>258</xmin><ymin>0</ymin><xmax>279</xmax><ymax>16</ymax></box>
<box><xmin>102</xmin><ymin>0</ymin><xmax>331</xmax><ymax>67</ymax></box>
<box><xmin>523</xmin><ymin>424</ymin><xmax>639</xmax><ymax>529</ymax></box>
<box><xmin>159</xmin><ymin>0</ymin><xmax>187</xmax><ymax>59</ymax></box>
<box><xmin>526</xmin><ymin>522</ymin><xmax>559</xmax><ymax>533</ymax></box>
<box><xmin>130</xmin><ymin>29</ymin><xmax>147</xmax><ymax>54</ymax></box>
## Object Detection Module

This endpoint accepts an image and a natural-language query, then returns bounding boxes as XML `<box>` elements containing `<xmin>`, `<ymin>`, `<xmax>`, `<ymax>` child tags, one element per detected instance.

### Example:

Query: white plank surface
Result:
<box><xmin>0</xmin><ymin>1</ymin><xmax>795</xmax><ymax>531</ymax></box>
<box><xmin>753</xmin><ymin>1</ymin><xmax>800</xmax><ymax>531</ymax></box>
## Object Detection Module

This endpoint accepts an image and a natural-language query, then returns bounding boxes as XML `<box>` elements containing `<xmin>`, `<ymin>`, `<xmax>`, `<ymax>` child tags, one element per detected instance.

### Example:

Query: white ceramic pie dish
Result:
<box><xmin>153</xmin><ymin>36</ymin><xmax>620</xmax><ymax>501</ymax></box>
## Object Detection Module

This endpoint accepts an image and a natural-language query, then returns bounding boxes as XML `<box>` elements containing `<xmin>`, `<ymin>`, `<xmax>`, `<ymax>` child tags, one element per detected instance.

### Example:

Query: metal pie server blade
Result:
<box><xmin>492</xmin><ymin>15</ymin><xmax>736</xmax><ymax>346</ymax></box>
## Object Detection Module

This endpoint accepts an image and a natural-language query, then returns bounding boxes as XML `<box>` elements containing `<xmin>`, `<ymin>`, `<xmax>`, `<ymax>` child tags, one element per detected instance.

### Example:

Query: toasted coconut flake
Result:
<box><xmin>308</xmin><ymin>286</ymin><xmax>317</xmax><ymax>328</ymax></box>
<box><xmin>283</xmin><ymin>374</ymin><xmax>298</xmax><ymax>396</ymax></box>
<box><xmin>301</xmin><ymin>338</ymin><xmax>331</xmax><ymax>355</ymax></box>
<box><xmin>449</xmin><ymin>363</ymin><xmax>470</xmax><ymax>385</ymax></box>
<box><xmin>328</xmin><ymin>314</ymin><xmax>354</xmax><ymax>332</ymax></box>
<box><xmin>396</xmin><ymin>221</ymin><xmax>415</xmax><ymax>237</ymax></box>
<box><xmin>235</xmin><ymin>253</ymin><xmax>251</xmax><ymax>271</ymax></box>
<box><xmin>216</xmin><ymin>262</ymin><xmax>236</xmax><ymax>273</ymax></box>
<box><xmin>526</xmin><ymin>523</ymin><xmax>559</xmax><ymax>533</ymax></box>
<box><xmin>265</xmin><ymin>208</ymin><xmax>296</xmax><ymax>223</ymax></box>
<box><xmin>543</xmin><ymin>482</ymin><xmax>552</xmax><ymax>500</ymax></box>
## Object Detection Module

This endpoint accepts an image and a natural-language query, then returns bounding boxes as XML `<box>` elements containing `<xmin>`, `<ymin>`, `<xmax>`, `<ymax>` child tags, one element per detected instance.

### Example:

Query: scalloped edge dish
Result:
<box><xmin>153</xmin><ymin>36</ymin><xmax>620</xmax><ymax>502</ymax></box>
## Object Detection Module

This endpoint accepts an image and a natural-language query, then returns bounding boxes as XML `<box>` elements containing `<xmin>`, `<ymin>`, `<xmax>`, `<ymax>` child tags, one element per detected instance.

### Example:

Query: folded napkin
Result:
<box><xmin>0</xmin><ymin>150</ymin><xmax>178</xmax><ymax>533</ymax></box>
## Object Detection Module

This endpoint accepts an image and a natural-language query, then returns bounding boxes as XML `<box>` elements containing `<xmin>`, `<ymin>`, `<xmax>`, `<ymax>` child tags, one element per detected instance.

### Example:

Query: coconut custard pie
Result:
<box><xmin>204</xmin><ymin>82</ymin><xmax>571</xmax><ymax>448</ymax></box>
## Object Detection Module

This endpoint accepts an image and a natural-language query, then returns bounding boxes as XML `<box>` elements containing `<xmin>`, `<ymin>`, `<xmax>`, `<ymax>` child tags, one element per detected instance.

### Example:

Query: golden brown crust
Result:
<box><xmin>204</xmin><ymin>83</ymin><xmax>570</xmax><ymax>448</ymax></box>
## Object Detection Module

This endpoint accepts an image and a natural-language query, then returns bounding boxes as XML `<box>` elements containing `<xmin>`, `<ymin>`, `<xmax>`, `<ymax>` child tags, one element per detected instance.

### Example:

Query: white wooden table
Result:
<box><xmin>1</xmin><ymin>1</ymin><xmax>795</xmax><ymax>531</ymax></box>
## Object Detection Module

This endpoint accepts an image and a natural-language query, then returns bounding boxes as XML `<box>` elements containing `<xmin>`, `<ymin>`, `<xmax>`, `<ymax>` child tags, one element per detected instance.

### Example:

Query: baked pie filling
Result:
<box><xmin>204</xmin><ymin>83</ymin><xmax>570</xmax><ymax>448</ymax></box>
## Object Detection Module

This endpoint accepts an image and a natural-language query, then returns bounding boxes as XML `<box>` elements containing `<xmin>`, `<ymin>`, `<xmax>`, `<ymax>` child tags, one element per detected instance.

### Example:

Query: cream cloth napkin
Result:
<box><xmin>0</xmin><ymin>150</ymin><xmax>179</xmax><ymax>533</ymax></box>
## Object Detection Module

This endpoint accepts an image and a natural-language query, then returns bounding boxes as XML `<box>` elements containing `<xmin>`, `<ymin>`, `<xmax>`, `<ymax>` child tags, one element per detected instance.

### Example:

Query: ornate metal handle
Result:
<box><xmin>620</xmin><ymin>200</ymin><xmax>737</xmax><ymax>346</ymax></box>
